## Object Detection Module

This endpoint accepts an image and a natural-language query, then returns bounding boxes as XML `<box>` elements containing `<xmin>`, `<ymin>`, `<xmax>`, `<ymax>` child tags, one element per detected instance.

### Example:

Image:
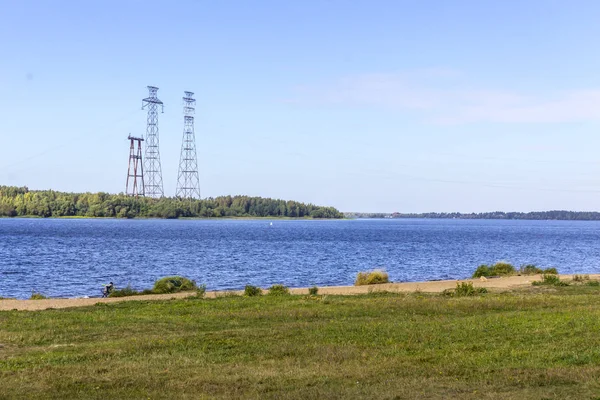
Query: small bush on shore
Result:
<box><xmin>109</xmin><ymin>285</ymin><xmax>139</xmax><ymax>298</ymax></box>
<box><xmin>268</xmin><ymin>284</ymin><xmax>290</xmax><ymax>296</ymax></box>
<box><xmin>533</xmin><ymin>274</ymin><xmax>569</xmax><ymax>287</ymax></box>
<box><xmin>309</xmin><ymin>286</ymin><xmax>319</xmax><ymax>296</ymax></box>
<box><xmin>108</xmin><ymin>277</ymin><xmax>199</xmax><ymax>298</ymax></box>
<box><xmin>355</xmin><ymin>270</ymin><xmax>389</xmax><ymax>286</ymax></box>
<box><xmin>586</xmin><ymin>280</ymin><xmax>600</xmax><ymax>287</ymax></box>
<box><xmin>473</xmin><ymin>265</ymin><xmax>491</xmax><ymax>278</ymax></box>
<box><xmin>472</xmin><ymin>262</ymin><xmax>516</xmax><ymax>278</ymax></box>
<box><xmin>29</xmin><ymin>292</ymin><xmax>48</xmax><ymax>300</ymax></box>
<box><xmin>443</xmin><ymin>282</ymin><xmax>487</xmax><ymax>297</ymax></box>
<box><xmin>152</xmin><ymin>276</ymin><xmax>197</xmax><ymax>294</ymax></box>
<box><xmin>492</xmin><ymin>262</ymin><xmax>516</xmax><ymax>276</ymax></box>
<box><xmin>244</xmin><ymin>285</ymin><xmax>262</xmax><ymax>297</ymax></box>
<box><xmin>518</xmin><ymin>265</ymin><xmax>558</xmax><ymax>275</ymax></box>
<box><xmin>196</xmin><ymin>284</ymin><xmax>207</xmax><ymax>298</ymax></box>
<box><xmin>520</xmin><ymin>264</ymin><xmax>543</xmax><ymax>275</ymax></box>
<box><xmin>573</xmin><ymin>274</ymin><xmax>590</xmax><ymax>282</ymax></box>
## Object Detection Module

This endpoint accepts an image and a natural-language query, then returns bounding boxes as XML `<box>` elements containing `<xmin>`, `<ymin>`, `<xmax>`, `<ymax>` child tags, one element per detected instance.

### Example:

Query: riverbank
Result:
<box><xmin>3</xmin><ymin>283</ymin><xmax>600</xmax><ymax>398</ymax></box>
<box><xmin>2</xmin><ymin>273</ymin><xmax>594</xmax><ymax>311</ymax></box>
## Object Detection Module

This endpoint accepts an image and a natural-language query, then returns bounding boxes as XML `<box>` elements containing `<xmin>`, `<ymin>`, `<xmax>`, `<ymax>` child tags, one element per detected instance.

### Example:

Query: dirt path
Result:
<box><xmin>2</xmin><ymin>274</ymin><xmax>596</xmax><ymax>311</ymax></box>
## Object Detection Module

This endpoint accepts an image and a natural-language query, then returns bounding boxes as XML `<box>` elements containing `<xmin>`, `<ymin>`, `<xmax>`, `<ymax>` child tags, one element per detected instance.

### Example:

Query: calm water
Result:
<box><xmin>1</xmin><ymin>218</ymin><xmax>600</xmax><ymax>299</ymax></box>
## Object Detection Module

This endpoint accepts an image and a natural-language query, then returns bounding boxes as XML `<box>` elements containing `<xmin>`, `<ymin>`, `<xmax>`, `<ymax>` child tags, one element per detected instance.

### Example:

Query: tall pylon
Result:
<box><xmin>126</xmin><ymin>135</ymin><xmax>145</xmax><ymax>197</ymax></box>
<box><xmin>142</xmin><ymin>86</ymin><xmax>164</xmax><ymax>198</ymax></box>
<box><xmin>176</xmin><ymin>91</ymin><xmax>201</xmax><ymax>199</ymax></box>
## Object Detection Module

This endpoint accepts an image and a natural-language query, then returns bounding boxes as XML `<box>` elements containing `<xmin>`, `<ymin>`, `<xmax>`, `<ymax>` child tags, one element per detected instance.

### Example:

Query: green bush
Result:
<box><xmin>109</xmin><ymin>285</ymin><xmax>140</xmax><ymax>297</ymax></box>
<box><xmin>472</xmin><ymin>262</ymin><xmax>516</xmax><ymax>278</ymax></box>
<box><xmin>29</xmin><ymin>292</ymin><xmax>48</xmax><ymax>300</ymax></box>
<box><xmin>443</xmin><ymin>282</ymin><xmax>488</xmax><ymax>297</ymax></box>
<box><xmin>196</xmin><ymin>284</ymin><xmax>207</xmax><ymax>298</ymax></box>
<box><xmin>492</xmin><ymin>262</ymin><xmax>516</xmax><ymax>276</ymax></box>
<box><xmin>586</xmin><ymin>280</ymin><xmax>600</xmax><ymax>287</ymax></box>
<box><xmin>533</xmin><ymin>274</ymin><xmax>569</xmax><ymax>287</ymax></box>
<box><xmin>244</xmin><ymin>285</ymin><xmax>262</xmax><ymax>297</ymax></box>
<box><xmin>152</xmin><ymin>276</ymin><xmax>197</xmax><ymax>294</ymax></box>
<box><xmin>520</xmin><ymin>264</ymin><xmax>543</xmax><ymax>275</ymax></box>
<box><xmin>472</xmin><ymin>265</ymin><xmax>491</xmax><ymax>278</ymax></box>
<box><xmin>308</xmin><ymin>286</ymin><xmax>319</xmax><ymax>296</ymax></box>
<box><xmin>355</xmin><ymin>270</ymin><xmax>390</xmax><ymax>286</ymax></box>
<box><xmin>573</xmin><ymin>274</ymin><xmax>590</xmax><ymax>282</ymax></box>
<box><xmin>268</xmin><ymin>284</ymin><xmax>290</xmax><ymax>296</ymax></box>
<box><xmin>543</xmin><ymin>267</ymin><xmax>558</xmax><ymax>274</ymax></box>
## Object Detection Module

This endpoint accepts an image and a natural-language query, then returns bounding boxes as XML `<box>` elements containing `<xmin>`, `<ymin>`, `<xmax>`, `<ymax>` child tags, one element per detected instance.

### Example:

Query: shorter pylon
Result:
<box><xmin>126</xmin><ymin>135</ymin><xmax>145</xmax><ymax>197</ymax></box>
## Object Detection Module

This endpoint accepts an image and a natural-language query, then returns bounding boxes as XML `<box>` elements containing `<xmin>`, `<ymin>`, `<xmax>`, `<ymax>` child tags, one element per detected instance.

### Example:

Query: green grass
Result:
<box><xmin>442</xmin><ymin>281</ymin><xmax>488</xmax><ymax>297</ymax></box>
<box><xmin>108</xmin><ymin>285</ymin><xmax>140</xmax><ymax>297</ymax></box>
<box><xmin>533</xmin><ymin>274</ymin><xmax>569</xmax><ymax>287</ymax></box>
<box><xmin>3</xmin><ymin>287</ymin><xmax>600</xmax><ymax>398</ymax></box>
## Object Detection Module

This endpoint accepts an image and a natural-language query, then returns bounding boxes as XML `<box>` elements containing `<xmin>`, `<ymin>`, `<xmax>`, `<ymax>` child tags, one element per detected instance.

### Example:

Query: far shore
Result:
<box><xmin>0</xmin><ymin>215</ymin><xmax>347</xmax><ymax>221</ymax></box>
<box><xmin>2</xmin><ymin>273</ymin><xmax>594</xmax><ymax>311</ymax></box>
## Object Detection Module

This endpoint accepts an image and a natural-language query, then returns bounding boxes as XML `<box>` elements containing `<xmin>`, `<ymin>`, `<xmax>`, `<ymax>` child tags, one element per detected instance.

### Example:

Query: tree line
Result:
<box><xmin>346</xmin><ymin>210</ymin><xmax>600</xmax><ymax>221</ymax></box>
<box><xmin>0</xmin><ymin>186</ymin><xmax>343</xmax><ymax>219</ymax></box>
<box><xmin>392</xmin><ymin>211</ymin><xmax>600</xmax><ymax>220</ymax></box>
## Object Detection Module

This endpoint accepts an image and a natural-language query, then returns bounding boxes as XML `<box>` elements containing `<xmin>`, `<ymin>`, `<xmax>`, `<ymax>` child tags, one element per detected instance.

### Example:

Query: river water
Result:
<box><xmin>1</xmin><ymin>218</ymin><xmax>599</xmax><ymax>299</ymax></box>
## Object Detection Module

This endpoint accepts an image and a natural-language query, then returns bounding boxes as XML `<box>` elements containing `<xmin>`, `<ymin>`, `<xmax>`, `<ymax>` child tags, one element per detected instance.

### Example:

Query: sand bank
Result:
<box><xmin>2</xmin><ymin>274</ymin><xmax>597</xmax><ymax>311</ymax></box>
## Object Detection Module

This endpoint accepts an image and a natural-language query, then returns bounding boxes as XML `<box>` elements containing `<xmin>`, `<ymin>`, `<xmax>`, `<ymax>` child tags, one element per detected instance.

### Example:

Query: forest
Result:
<box><xmin>390</xmin><ymin>211</ymin><xmax>600</xmax><ymax>220</ymax></box>
<box><xmin>345</xmin><ymin>211</ymin><xmax>600</xmax><ymax>221</ymax></box>
<box><xmin>0</xmin><ymin>186</ymin><xmax>343</xmax><ymax>219</ymax></box>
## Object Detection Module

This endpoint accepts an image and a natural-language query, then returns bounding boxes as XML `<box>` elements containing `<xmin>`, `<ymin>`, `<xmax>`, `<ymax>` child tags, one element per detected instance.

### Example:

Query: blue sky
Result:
<box><xmin>2</xmin><ymin>0</ymin><xmax>600</xmax><ymax>212</ymax></box>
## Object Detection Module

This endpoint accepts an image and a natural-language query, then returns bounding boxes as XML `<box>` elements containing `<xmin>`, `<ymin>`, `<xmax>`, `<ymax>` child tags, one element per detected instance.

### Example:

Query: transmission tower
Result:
<box><xmin>126</xmin><ymin>135</ymin><xmax>145</xmax><ymax>197</ymax></box>
<box><xmin>142</xmin><ymin>86</ymin><xmax>164</xmax><ymax>198</ymax></box>
<box><xmin>176</xmin><ymin>91</ymin><xmax>201</xmax><ymax>199</ymax></box>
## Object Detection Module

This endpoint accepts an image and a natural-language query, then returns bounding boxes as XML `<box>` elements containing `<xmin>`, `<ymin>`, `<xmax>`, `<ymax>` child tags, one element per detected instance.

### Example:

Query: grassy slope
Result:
<box><xmin>2</xmin><ymin>288</ymin><xmax>600</xmax><ymax>399</ymax></box>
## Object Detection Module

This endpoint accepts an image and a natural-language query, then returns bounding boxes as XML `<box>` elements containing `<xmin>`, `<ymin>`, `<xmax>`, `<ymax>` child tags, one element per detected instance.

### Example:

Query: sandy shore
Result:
<box><xmin>2</xmin><ymin>274</ymin><xmax>597</xmax><ymax>311</ymax></box>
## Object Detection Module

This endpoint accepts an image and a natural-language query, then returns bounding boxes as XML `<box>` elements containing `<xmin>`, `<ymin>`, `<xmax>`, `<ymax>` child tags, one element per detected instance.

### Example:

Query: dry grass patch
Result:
<box><xmin>355</xmin><ymin>269</ymin><xmax>389</xmax><ymax>286</ymax></box>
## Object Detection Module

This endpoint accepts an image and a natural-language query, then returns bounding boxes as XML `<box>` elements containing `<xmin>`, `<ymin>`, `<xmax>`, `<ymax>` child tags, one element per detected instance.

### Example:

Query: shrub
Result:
<box><xmin>308</xmin><ymin>286</ymin><xmax>319</xmax><ymax>296</ymax></box>
<box><xmin>472</xmin><ymin>262</ymin><xmax>516</xmax><ymax>278</ymax></box>
<box><xmin>443</xmin><ymin>282</ymin><xmax>488</xmax><ymax>297</ymax></box>
<box><xmin>196</xmin><ymin>284</ymin><xmax>207</xmax><ymax>298</ymax></box>
<box><xmin>586</xmin><ymin>280</ymin><xmax>600</xmax><ymax>287</ymax></box>
<box><xmin>533</xmin><ymin>274</ymin><xmax>569</xmax><ymax>287</ymax></box>
<box><xmin>573</xmin><ymin>274</ymin><xmax>590</xmax><ymax>282</ymax></box>
<box><xmin>29</xmin><ymin>292</ymin><xmax>48</xmax><ymax>300</ymax></box>
<box><xmin>109</xmin><ymin>285</ymin><xmax>140</xmax><ymax>297</ymax></box>
<box><xmin>491</xmin><ymin>262</ymin><xmax>516</xmax><ymax>276</ymax></box>
<box><xmin>472</xmin><ymin>265</ymin><xmax>491</xmax><ymax>278</ymax></box>
<box><xmin>543</xmin><ymin>267</ymin><xmax>558</xmax><ymax>274</ymax></box>
<box><xmin>268</xmin><ymin>284</ymin><xmax>290</xmax><ymax>296</ymax></box>
<box><xmin>520</xmin><ymin>264</ymin><xmax>543</xmax><ymax>275</ymax></box>
<box><xmin>355</xmin><ymin>270</ymin><xmax>390</xmax><ymax>286</ymax></box>
<box><xmin>244</xmin><ymin>285</ymin><xmax>262</xmax><ymax>297</ymax></box>
<box><xmin>152</xmin><ymin>276</ymin><xmax>197</xmax><ymax>294</ymax></box>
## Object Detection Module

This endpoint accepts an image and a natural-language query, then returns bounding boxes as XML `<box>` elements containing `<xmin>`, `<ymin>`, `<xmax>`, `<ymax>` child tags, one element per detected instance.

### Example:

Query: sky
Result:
<box><xmin>1</xmin><ymin>0</ymin><xmax>600</xmax><ymax>213</ymax></box>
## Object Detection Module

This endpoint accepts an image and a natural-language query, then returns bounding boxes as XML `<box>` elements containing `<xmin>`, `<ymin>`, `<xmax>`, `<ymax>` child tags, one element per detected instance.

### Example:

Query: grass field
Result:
<box><xmin>2</xmin><ymin>286</ymin><xmax>600</xmax><ymax>399</ymax></box>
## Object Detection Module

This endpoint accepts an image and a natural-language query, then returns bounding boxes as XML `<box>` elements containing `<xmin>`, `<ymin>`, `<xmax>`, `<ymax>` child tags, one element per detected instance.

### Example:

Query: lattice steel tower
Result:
<box><xmin>126</xmin><ymin>135</ymin><xmax>145</xmax><ymax>197</ymax></box>
<box><xmin>176</xmin><ymin>91</ymin><xmax>201</xmax><ymax>199</ymax></box>
<box><xmin>142</xmin><ymin>86</ymin><xmax>164</xmax><ymax>198</ymax></box>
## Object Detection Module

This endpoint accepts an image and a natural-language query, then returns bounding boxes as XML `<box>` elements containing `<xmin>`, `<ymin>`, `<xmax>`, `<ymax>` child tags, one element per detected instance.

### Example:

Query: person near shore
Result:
<box><xmin>102</xmin><ymin>282</ymin><xmax>114</xmax><ymax>297</ymax></box>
